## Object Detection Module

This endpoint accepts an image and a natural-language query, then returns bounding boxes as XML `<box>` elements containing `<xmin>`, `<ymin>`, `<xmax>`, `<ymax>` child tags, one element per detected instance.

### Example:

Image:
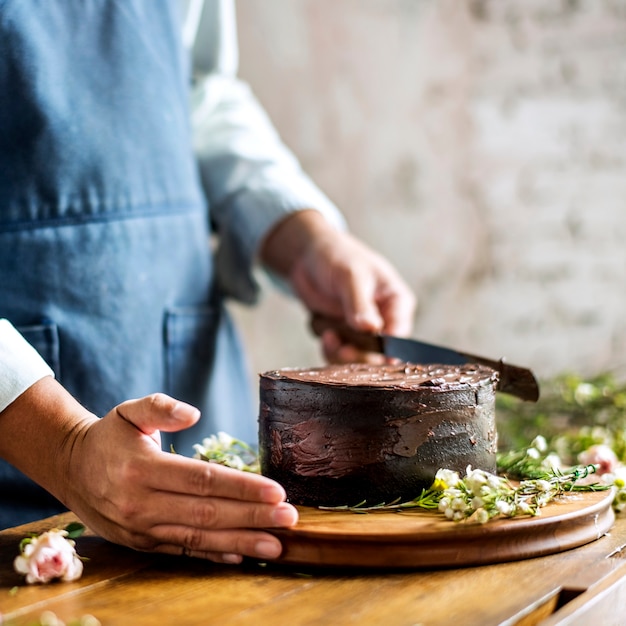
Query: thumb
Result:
<box><xmin>114</xmin><ymin>393</ymin><xmax>201</xmax><ymax>437</ymax></box>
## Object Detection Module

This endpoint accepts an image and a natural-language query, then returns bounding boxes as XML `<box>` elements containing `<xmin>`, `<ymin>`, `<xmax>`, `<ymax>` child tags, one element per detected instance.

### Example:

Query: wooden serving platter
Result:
<box><xmin>268</xmin><ymin>489</ymin><xmax>615</xmax><ymax>569</ymax></box>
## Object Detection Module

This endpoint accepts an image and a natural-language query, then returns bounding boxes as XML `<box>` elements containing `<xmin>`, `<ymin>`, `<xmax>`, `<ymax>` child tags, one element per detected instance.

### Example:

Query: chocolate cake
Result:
<box><xmin>259</xmin><ymin>362</ymin><xmax>499</xmax><ymax>507</ymax></box>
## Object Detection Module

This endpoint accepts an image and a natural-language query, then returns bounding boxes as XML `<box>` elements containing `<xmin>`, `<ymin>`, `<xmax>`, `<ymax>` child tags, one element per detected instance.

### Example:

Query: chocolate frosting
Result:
<box><xmin>263</xmin><ymin>362</ymin><xmax>498</xmax><ymax>390</ymax></box>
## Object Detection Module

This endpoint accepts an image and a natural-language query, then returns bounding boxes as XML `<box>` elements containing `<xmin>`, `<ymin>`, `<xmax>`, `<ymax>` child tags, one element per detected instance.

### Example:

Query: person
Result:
<box><xmin>0</xmin><ymin>0</ymin><xmax>416</xmax><ymax>564</ymax></box>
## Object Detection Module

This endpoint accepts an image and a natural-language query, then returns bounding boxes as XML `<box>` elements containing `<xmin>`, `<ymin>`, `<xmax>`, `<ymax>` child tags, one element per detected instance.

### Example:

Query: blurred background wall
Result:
<box><xmin>228</xmin><ymin>0</ymin><xmax>626</xmax><ymax>397</ymax></box>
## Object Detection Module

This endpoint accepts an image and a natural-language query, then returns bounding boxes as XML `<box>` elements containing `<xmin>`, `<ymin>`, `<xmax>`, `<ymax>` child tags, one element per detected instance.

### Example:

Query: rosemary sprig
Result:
<box><xmin>320</xmin><ymin>488</ymin><xmax>441</xmax><ymax>513</ymax></box>
<box><xmin>318</xmin><ymin>462</ymin><xmax>611</xmax><ymax>522</ymax></box>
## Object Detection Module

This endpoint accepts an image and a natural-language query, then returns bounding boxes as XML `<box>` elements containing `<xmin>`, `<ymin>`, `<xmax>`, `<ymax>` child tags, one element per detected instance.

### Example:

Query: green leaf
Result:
<box><xmin>64</xmin><ymin>522</ymin><xmax>86</xmax><ymax>539</ymax></box>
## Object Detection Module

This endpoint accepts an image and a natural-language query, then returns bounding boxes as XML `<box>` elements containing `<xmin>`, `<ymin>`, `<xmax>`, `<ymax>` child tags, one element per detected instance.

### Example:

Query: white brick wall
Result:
<box><xmin>231</xmin><ymin>0</ymin><xmax>626</xmax><ymax>385</ymax></box>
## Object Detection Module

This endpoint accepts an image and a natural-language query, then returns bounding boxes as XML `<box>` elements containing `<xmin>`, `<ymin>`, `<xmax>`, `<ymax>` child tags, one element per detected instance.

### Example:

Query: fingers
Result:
<box><xmin>339</xmin><ymin>254</ymin><xmax>416</xmax><ymax>337</ymax></box>
<box><xmin>321</xmin><ymin>330</ymin><xmax>385</xmax><ymax>365</ymax></box>
<box><xmin>339</xmin><ymin>270</ymin><xmax>385</xmax><ymax>334</ymax></box>
<box><xmin>110</xmin><ymin>463</ymin><xmax>298</xmax><ymax>563</ymax></box>
<box><xmin>376</xmin><ymin>285</ymin><xmax>418</xmax><ymax>337</ymax></box>
<box><xmin>153</xmin><ymin>529</ymin><xmax>286</xmax><ymax>563</ymax></box>
<box><xmin>292</xmin><ymin>229</ymin><xmax>416</xmax><ymax>339</ymax></box>
<box><xmin>144</xmin><ymin>454</ymin><xmax>288</xmax><ymax>504</ymax></box>
<box><xmin>71</xmin><ymin>444</ymin><xmax>298</xmax><ymax>564</ymax></box>
<box><xmin>141</xmin><ymin>497</ymin><xmax>297</xmax><ymax>541</ymax></box>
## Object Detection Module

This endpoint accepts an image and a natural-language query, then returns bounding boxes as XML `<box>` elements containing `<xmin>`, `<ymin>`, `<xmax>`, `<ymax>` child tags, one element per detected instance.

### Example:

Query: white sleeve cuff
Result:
<box><xmin>0</xmin><ymin>319</ymin><xmax>55</xmax><ymax>413</ymax></box>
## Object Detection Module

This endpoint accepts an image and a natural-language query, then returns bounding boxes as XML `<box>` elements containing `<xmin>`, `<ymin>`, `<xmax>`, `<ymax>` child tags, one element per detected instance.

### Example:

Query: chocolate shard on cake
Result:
<box><xmin>259</xmin><ymin>362</ymin><xmax>499</xmax><ymax>507</ymax></box>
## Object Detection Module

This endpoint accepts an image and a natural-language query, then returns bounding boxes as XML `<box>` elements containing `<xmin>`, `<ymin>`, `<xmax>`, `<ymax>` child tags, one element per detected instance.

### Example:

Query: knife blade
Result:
<box><xmin>310</xmin><ymin>314</ymin><xmax>539</xmax><ymax>402</ymax></box>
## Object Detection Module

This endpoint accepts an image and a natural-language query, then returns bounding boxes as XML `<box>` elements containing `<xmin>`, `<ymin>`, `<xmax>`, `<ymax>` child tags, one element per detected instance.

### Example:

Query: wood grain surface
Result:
<box><xmin>2</xmin><ymin>508</ymin><xmax>626</xmax><ymax>625</ymax></box>
<box><xmin>269</xmin><ymin>490</ymin><xmax>615</xmax><ymax>568</ymax></box>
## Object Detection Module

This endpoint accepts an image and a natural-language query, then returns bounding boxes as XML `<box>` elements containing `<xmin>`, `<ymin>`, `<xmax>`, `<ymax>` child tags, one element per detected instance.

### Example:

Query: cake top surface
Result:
<box><xmin>261</xmin><ymin>362</ymin><xmax>498</xmax><ymax>390</ymax></box>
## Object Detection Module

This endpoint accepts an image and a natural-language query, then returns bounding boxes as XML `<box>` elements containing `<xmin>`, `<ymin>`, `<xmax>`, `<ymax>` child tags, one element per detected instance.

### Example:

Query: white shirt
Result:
<box><xmin>0</xmin><ymin>0</ymin><xmax>344</xmax><ymax>413</ymax></box>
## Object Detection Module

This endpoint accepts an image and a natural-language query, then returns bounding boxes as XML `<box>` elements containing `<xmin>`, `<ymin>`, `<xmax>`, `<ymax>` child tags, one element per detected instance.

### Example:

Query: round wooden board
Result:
<box><xmin>267</xmin><ymin>489</ymin><xmax>615</xmax><ymax>569</ymax></box>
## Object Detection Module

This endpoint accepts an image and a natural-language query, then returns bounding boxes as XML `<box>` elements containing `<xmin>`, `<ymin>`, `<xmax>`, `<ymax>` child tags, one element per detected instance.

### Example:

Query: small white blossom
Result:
<box><xmin>574</xmin><ymin>382</ymin><xmax>596</xmax><ymax>404</ymax></box>
<box><xmin>471</xmin><ymin>508</ymin><xmax>490</xmax><ymax>524</ymax></box>
<box><xmin>465</xmin><ymin>468</ymin><xmax>488</xmax><ymax>494</ymax></box>
<box><xmin>526</xmin><ymin>447</ymin><xmax>540</xmax><ymax>460</ymax></box>
<box><xmin>515</xmin><ymin>501</ymin><xmax>533</xmax><ymax>515</ymax></box>
<box><xmin>536</xmin><ymin>480</ymin><xmax>553</xmax><ymax>492</ymax></box>
<box><xmin>496</xmin><ymin>500</ymin><xmax>513</xmax><ymax>516</ymax></box>
<box><xmin>542</xmin><ymin>453</ymin><xmax>562</xmax><ymax>470</ymax></box>
<box><xmin>531</xmin><ymin>435</ymin><xmax>548</xmax><ymax>453</ymax></box>
<box><xmin>444</xmin><ymin>488</ymin><xmax>464</xmax><ymax>500</ymax></box>
<box><xmin>192</xmin><ymin>431</ymin><xmax>259</xmax><ymax>473</ymax></box>
<box><xmin>451</xmin><ymin>497</ymin><xmax>468</xmax><ymax>512</ymax></box>
<box><xmin>536</xmin><ymin>493</ymin><xmax>552</xmax><ymax>507</ymax></box>
<box><xmin>471</xmin><ymin>497</ymin><xmax>484</xmax><ymax>510</ymax></box>
<box><xmin>487</xmin><ymin>474</ymin><xmax>505</xmax><ymax>490</ymax></box>
<box><xmin>433</xmin><ymin>468</ymin><xmax>460</xmax><ymax>489</ymax></box>
<box><xmin>217</xmin><ymin>431</ymin><xmax>236</xmax><ymax>448</ymax></box>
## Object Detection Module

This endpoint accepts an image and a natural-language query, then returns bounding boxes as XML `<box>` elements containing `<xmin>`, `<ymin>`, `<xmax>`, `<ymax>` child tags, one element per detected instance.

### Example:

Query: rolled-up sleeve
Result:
<box><xmin>188</xmin><ymin>0</ymin><xmax>346</xmax><ymax>304</ymax></box>
<box><xmin>0</xmin><ymin>319</ymin><xmax>54</xmax><ymax>414</ymax></box>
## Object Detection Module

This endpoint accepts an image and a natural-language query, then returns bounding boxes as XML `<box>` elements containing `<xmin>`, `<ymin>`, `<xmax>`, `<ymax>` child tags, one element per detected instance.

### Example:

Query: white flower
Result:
<box><xmin>451</xmin><ymin>497</ymin><xmax>468</xmax><ymax>512</ymax></box>
<box><xmin>496</xmin><ymin>500</ymin><xmax>513</xmax><ymax>516</ymax></box>
<box><xmin>536</xmin><ymin>493</ymin><xmax>552</xmax><ymax>507</ymax></box>
<box><xmin>526</xmin><ymin>447</ymin><xmax>540</xmax><ymax>460</ymax></box>
<box><xmin>194</xmin><ymin>435</ymin><xmax>220</xmax><ymax>454</ymax></box>
<box><xmin>515</xmin><ymin>501</ymin><xmax>533</xmax><ymax>516</ymax></box>
<box><xmin>14</xmin><ymin>530</ymin><xmax>83</xmax><ymax>584</ymax></box>
<box><xmin>226</xmin><ymin>455</ymin><xmax>245</xmax><ymax>471</ymax></box>
<box><xmin>217</xmin><ymin>431</ymin><xmax>236</xmax><ymax>448</ymax></box>
<box><xmin>536</xmin><ymin>480</ymin><xmax>553</xmax><ymax>492</ymax></box>
<box><xmin>433</xmin><ymin>468</ymin><xmax>460</xmax><ymax>489</ymax></box>
<box><xmin>531</xmin><ymin>435</ymin><xmax>548</xmax><ymax>453</ymax></box>
<box><xmin>471</xmin><ymin>508</ymin><xmax>490</xmax><ymax>524</ymax></box>
<box><xmin>471</xmin><ymin>497</ymin><xmax>484</xmax><ymax>510</ymax></box>
<box><xmin>487</xmin><ymin>474</ymin><xmax>505</xmax><ymax>490</ymax></box>
<box><xmin>542</xmin><ymin>453</ymin><xmax>562</xmax><ymax>471</ymax></box>
<box><xmin>465</xmin><ymin>467</ymin><xmax>489</xmax><ymax>494</ymax></box>
<box><xmin>443</xmin><ymin>488</ymin><xmax>464</xmax><ymax>500</ymax></box>
<box><xmin>192</xmin><ymin>431</ymin><xmax>260</xmax><ymax>473</ymax></box>
<box><xmin>574</xmin><ymin>382</ymin><xmax>596</xmax><ymax>404</ymax></box>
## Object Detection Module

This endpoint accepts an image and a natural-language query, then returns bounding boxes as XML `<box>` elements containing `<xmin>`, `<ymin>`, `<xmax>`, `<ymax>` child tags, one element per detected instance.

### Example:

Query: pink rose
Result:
<box><xmin>578</xmin><ymin>444</ymin><xmax>619</xmax><ymax>476</ymax></box>
<box><xmin>14</xmin><ymin>529</ymin><xmax>83</xmax><ymax>584</ymax></box>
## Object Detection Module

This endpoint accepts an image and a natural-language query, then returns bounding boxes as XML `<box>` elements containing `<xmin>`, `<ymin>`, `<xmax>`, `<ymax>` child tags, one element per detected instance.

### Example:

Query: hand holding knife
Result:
<box><xmin>310</xmin><ymin>314</ymin><xmax>539</xmax><ymax>402</ymax></box>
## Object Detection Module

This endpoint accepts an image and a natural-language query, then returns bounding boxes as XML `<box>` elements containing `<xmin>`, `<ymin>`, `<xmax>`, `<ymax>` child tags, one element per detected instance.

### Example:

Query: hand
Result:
<box><xmin>260</xmin><ymin>210</ymin><xmax>416</xmax><ymax>362</ymax></box>
<box><xmin>0</xmin><ymin>378</ymin><xmax>298</xmax><ymax>564</ymax></box>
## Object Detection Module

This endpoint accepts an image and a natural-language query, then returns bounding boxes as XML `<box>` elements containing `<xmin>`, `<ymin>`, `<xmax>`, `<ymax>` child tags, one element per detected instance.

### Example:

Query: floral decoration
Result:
<box><xmin>192</xmin><ymin>431</ymin><xmax>260</xmax><ymax>473</ymax></box>
<box><xmin>13</xmin><ymin>523</ymin><xmax>85</xmax><ymax>585</ymax></box>
<box><xmin>321</xmin><ymin>438</ymin><xmax>611</xmax><ymax>521</ymax></box>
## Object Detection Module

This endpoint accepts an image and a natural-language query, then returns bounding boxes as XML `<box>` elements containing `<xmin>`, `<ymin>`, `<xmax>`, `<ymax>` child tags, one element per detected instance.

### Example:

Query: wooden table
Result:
<box><xmin>2</xmin><ymin>511</ymin><xmax>626</xmax><ymax>626</ymax></box>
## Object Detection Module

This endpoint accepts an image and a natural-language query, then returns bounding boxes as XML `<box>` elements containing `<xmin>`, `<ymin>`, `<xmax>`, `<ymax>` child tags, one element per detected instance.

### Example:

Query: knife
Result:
<box><xmin>310</xmin><ymin>314</ymin><xmax>539</xmax><ymax>402</ymax></box>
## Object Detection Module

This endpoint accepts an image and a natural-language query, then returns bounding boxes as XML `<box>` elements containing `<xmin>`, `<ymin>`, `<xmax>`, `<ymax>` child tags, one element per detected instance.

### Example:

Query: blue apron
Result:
<box><xmin>0</xmin><ymin>0</ymin><xmax>254</xmax><ymax>528</ymax></box>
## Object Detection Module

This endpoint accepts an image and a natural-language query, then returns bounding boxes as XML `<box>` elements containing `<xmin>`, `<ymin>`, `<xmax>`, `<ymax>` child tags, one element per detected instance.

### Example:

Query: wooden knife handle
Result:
<box><xmin>309</xmin><ymin>314</ymin><xmax>384</xmax><ymax>353</ymax></box>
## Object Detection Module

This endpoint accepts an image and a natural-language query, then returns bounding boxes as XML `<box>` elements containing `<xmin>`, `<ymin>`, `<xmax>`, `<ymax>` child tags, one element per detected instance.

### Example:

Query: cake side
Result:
<box><xmin>259</xmin><ymin>363</ymin><xmax>499</xmax><ymax>507</ymax></box>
